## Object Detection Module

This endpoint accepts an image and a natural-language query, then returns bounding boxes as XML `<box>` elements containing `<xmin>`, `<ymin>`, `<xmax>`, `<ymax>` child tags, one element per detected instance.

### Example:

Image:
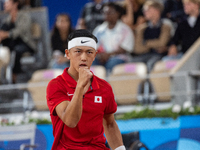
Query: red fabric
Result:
<box><xmin>46</xmin><ymin>68</ymin><xmax>117</xmax><ymax>150</ymax></box>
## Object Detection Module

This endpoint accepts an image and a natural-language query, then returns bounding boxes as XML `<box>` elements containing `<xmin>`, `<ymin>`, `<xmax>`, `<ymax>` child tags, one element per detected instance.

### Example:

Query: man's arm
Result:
<box><xmin>103</xmin><ymin>113</ymin><xmax>125</xmax><ymax>150</ymax></box>
<box><xmin>134</xmin><ymin>24</ymin><xmax>150</xmax><ymax>54</ymax></box>
<box><xmin>55</xmin><ymin>67</ymin><xmax>92</xmax><ymax>128</ymax></box>
<box><xmin>121</xmin><ymin>0</ymin><xmax>134</xmax><ymax>27</ymax></box>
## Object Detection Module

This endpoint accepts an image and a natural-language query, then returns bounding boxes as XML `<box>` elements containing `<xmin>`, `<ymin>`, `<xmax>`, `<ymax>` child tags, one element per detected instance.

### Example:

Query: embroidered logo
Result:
<box><xmin>67</xmin><ymin>92</ymin><xmax>74</xmax><ymax>96</ymax></box>
<box><xmin>94</xmin><ymin>96</ymin><xmax>102</xmax><ymax>103</ymax></box>
<box><xmin>81</xmin><ymin>40</ymin><xmax>89</xmax><ymax>44</ymax></box>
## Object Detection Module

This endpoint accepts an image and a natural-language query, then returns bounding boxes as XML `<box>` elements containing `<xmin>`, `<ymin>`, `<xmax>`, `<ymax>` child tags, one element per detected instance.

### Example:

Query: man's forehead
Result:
<box><xmin>72</xmin><ymin>46</ymin><xmax>96</xmax><ymax>51</ymax></box>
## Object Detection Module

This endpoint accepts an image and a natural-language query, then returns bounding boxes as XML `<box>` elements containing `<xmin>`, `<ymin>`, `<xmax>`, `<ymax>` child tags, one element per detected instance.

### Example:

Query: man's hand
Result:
<box><xmin>156</xmin><ymin>46</ymin><xmax>168</xmax><ymax>53</ymax></box>
<box><xmin>168</xmin><ymin>45</ymin><xmax>178</xmax><ymax>56</ymax></box>
<box><xmin>0</xmin><ymin>30</ymin><xmax>9</xmax><ymax>41</ymax></box>
<box><xmin>78</xmin><ymin>67</ymin><xmax>93</xmax><ymax>88</ymax></box>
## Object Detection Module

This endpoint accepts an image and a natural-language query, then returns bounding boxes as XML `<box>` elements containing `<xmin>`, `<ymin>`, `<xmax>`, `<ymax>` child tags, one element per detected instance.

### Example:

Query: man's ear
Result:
<box><xmin>65</xmin><ymin>49</ymin><xmax>70</xmax><ymax>59</ymax></box>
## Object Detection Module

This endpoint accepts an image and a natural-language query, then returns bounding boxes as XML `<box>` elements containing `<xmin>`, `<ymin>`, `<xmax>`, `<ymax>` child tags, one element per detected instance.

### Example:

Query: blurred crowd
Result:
<box><xmin>0</xmin><ymin>0</ymin><xmax>200</xmax><ymax>84</ymax></box>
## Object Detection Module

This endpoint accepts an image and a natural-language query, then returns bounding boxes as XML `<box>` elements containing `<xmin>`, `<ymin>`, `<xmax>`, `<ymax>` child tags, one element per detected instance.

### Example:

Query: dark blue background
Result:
<box><xmin>42</xmin><ymin>0</ymin><xmax>89</xmax><ymax>30</ymax></box>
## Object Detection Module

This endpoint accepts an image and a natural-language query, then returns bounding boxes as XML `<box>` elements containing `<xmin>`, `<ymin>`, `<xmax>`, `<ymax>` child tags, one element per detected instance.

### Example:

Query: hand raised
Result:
<box><xmin>77</xmin><ymin>67</ymin><xmax>93</xmax><ymax>88</ymax></box>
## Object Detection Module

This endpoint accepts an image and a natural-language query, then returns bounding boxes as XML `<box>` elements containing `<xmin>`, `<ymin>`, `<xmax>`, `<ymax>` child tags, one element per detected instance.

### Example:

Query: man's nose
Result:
<box><xmin>81</xmin><ymin>52</ymin><xmax>87</xmax><ymax>61</ymax></box>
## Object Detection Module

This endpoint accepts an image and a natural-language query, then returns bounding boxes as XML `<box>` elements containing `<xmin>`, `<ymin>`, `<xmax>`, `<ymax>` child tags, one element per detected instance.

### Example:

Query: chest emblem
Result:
<box><xmin>94</xmin><ymin>96</ymin><xmax>102</xmax><ymax>103</ymax></box>
<box><xmin>67</xmin><ymin>92</ymin><xmax>74</xmax><ymax>96</ymax></box>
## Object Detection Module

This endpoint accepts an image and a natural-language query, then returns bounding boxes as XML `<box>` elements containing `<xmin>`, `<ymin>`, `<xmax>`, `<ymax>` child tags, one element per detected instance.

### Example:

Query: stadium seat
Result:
<box><xmin>27</xmin><ymin>69</ymin><xmax>63</xmax><ymax>110</ymax></box>
<box><xmin>108</xmin><ymin>62</ymin><xmax>147</xmax><ymax>105</ymax></box>
<box><xmin>149</xmin><ymin>60</ymin><xmax>179</xmax><ymax>102</ymax></box>
<box><xmin>0</xmin><ymin>46</ymin><xmax>12</xmax><ymax>84</ymax></box>
<box><xmin>90</xmin><ymin>65</ymin><xmax>106</xmax><ymax>79</ymax></box>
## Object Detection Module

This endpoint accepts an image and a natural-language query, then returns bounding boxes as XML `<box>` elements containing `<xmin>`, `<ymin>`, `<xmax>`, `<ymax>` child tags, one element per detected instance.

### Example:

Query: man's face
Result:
<box><xmin>4</xmin><ymin>0</ymin><xmax>15</xmax><ymax>13</ymax></box>
<box><xmin>103</xmin><ymin>6</ymin><xmax>119</xmax><ymax>23</ymax></box>
<box><xmin>65</xmin><ymin>46</ymin><xmax>97</xmax><ymax>73</ymax></box>
<box><xmin>183</xmin><ymin>1</ymin><xmax>199</xmax><ymax>15</ymax></box>
<box><xmin>143</xmin><ymin>6</ymin><xmax>160</xmax><ymax>21</ymax></box>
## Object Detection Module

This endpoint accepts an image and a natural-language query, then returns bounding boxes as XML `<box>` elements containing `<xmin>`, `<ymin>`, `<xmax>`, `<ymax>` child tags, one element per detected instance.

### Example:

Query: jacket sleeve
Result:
<box><xmin>134</xmin><ymin>23</ymin><xmax>150</xmax><ymax>54</ymax></box>
<box><xmin>9</xmin><ymin>11</ymin><xmax>32</xmax><ymax>40</ymax></box>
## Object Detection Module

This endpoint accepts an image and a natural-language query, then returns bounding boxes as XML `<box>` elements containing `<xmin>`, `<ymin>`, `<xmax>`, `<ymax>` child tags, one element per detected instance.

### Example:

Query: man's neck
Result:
<box><xmin>189</xmin><ymin>10</ymin><xmax>200</xmax><ymax>18</ymax></box>
<box><xmin>150</xmin><ymin>16</ymin><xmax>160</xmax><ymax>26</ymax></box>
<box><xmin>67</xmin><ymin>67</ymin><xmax>79</xmax><ymax>82</ymax></box>
<box><xmin>108</xmin><ymin>20</ymin><xmax>117</xmax><ymax>29</ymax></box>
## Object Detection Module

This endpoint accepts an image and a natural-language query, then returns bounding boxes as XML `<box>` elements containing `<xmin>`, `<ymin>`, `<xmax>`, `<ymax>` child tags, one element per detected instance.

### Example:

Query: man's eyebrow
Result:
<box><xmin>87</xmin><ymin>49</ymin><xmax>94</xmax><ymax>51</ymax></box>
<box><xmin>75</xmin><ymin>48</ymin><xmax>82</xmax><ymax>50</ymax></box>
<box><xmin>75</xmin><ymin>48</ymin><xmax>94</xmax><ymax>51</ymax></box>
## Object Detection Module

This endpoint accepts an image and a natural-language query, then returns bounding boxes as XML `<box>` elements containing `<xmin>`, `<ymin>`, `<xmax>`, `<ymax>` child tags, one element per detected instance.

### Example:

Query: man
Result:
<box><xmin>93</xmin><ymin>2</ymin><xmax>134</xmax><ymax>74</ymax></box>
<box><xmin>46</xmin><ymin>29</ymin><xmax>126</xmax><ymax>150</ymax></box>
<box><xmin>76</xmin><ymin>0</ymin><xmax>105</xmax><ymax>32</ymax></box>
<box><xmin>132</xmin><ymin>0</ymin><xmax>172</xmax><ymax>72</ymax></box>
<box><xmin>0</xmin><ymin>0</ymin><xmax>36</xmax><ymax>83</ymax></box>
<box><xmin>162</xmin><ymin>0</ymin><xmax>200</xmax><ymax>61</ymax></box>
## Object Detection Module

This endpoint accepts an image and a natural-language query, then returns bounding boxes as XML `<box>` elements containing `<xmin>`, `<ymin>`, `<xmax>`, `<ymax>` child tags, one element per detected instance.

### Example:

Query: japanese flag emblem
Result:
<box><xmin>94</xmin><ymin>96</ymin><xmax>102</xmax><ymax>103</ymax></box>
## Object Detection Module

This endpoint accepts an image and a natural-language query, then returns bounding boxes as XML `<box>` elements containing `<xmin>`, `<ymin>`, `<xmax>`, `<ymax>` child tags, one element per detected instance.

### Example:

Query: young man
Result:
<box><xmin>162</xmin><ymin>0</ymin><xmax>200</xmax><ymax>61</ymax></box>
<box><xmin>46</xmin><ymin>29</ymin><xmax>125</xmax><ymax>150</ymax></box>
<box><xmin>93</xmin><ymin>2</ymin><xmax>134</xmax><ymax>74</ymax></box>
<box><xmin>132</xmin><ymin>0</ymin><xmax>172</xmax><ymax>72</ymax></box>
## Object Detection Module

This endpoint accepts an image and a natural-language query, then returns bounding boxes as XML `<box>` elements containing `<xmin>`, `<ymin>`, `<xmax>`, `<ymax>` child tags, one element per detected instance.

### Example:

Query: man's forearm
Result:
<box><xmin>104</xmin><ymin>121</ymin><xmax>124</xmax><ymax>149</ymax></box>
<box><xmin>63</xmin><ymin>86</ymin><xmax>84</xmax><ymax>128</ymax></box>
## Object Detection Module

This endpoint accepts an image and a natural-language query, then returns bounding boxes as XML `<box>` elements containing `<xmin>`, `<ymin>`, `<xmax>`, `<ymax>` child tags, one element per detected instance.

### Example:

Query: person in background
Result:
<box><xmin>0</xmin><ymin>0</ymin><xmax>36</xmax><ymax>83</ymax></box>
<box><xmin>121</xmin><ymin>0</ymin><xmax>146</xmax><ymax>31</ymax></box>
<box><xmin>19</xmin><ymin>0</ymin><xmax>42</xmax><ymax>9</ymax></box>
<box><xmin>49</xmin><ymin>13</ymin><xmax>74</xmax><ymax>70</ymax></box>
<box><xmin>46</xmin><ymin>29</ymin><xmax>126</xmax><ymax>150</ymax></box>
<box><xmin>131</xmin><ymin>0</ymin><xmax>172</xmax><ymax>72</ymax></box>
<box><xmin>76</xmin><ymin>0</ymin><xmax>105</xmax><ymax>32</ymax></box>
<box><xmin>162</xmin><ymin>0</ymin><xmax>200</xmax><ymax>61</ymax></box>
<box><xmin>162</xmin><ymin>0</ymin><xmax>185</xmax><ymax>24</ymax></box>
<box><xmin>93</xmin><ymin>2</ymin><xmax>134</xmax><ymax>74</ymax></box>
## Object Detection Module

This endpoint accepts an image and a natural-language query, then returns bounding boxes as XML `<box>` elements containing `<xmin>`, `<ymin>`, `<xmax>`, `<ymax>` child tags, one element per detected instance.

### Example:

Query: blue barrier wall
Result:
<box><xmin>1</xmin><ymin>115</ymin><xmax>200</xmax><ymax>150</ymax></box>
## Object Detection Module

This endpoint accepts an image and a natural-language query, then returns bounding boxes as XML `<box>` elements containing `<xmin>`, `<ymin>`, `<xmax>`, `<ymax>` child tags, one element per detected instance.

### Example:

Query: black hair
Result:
<box><xmin>68</xmin><ymin>29</ymin><xmax>98</xmax><ymax>43</ymax></box>
<box><xmin>103</xmin><ymin>2</ymin><xmax>124</xmax><ymax>18</ymax></box>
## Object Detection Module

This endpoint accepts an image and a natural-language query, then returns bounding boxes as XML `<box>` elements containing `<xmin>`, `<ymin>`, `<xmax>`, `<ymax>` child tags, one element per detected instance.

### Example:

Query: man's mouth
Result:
<box><xmin>79</xmin><ymin>64</ymin><xmax>87</xmax><ymax>67</ymax></box>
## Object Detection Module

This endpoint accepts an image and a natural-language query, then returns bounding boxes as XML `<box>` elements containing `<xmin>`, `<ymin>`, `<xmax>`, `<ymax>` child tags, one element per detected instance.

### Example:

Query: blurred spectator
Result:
<box><xmin>93</xmin><ymin>2</ymin><xmax>134</xmax><ymax>74</ymax></box>
<box><xmin>162</xmin><ymin>0</ymin><xmax>185</xmax><ymax>24</ymax></box>
<box><xmin>20</xmin><ymin>0</ymin><xmax>42</xmax><ymax>9</ymax></box>
<box><xmin>162</xmin><ymin>0</ymin><xmax>200</xmax><ymax>61</ymax></box>
<box><xmin>0</xmin><ymin>0</ymin><xmax>36</xmax><ymax>83</ymax></box>
<box><xmin>121</xmin><ymin>0</ymin><xmax>146</xmax><ymax>31</ymax></box>
<box><xmin>49</xmin><ymin>13</ymin><xmax>74</xmax><ymax>70</ymax></box>
<box><xmin>76</xmin><ymin>0</ymin><xmax>105</xmax><ymax>32</ymax></box>
<box><xmin>131</xmin><ymin>0</ymin><xmax>172</xmax><ymax>72</ymax></box>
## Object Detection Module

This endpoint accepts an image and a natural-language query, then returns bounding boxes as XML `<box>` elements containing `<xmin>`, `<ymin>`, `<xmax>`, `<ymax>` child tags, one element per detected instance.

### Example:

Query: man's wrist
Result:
<box><xmin>114</xmin><ymin>145</ymin><xmax>126</xmax><ymax>150</ymax></box>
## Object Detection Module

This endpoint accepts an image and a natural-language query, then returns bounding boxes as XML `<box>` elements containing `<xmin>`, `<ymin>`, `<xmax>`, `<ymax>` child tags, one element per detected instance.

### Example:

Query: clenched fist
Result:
<box><xmin>78</xmin><ymin>67</ymin><xmax>93</xmax><ymax>88</ymax></box>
